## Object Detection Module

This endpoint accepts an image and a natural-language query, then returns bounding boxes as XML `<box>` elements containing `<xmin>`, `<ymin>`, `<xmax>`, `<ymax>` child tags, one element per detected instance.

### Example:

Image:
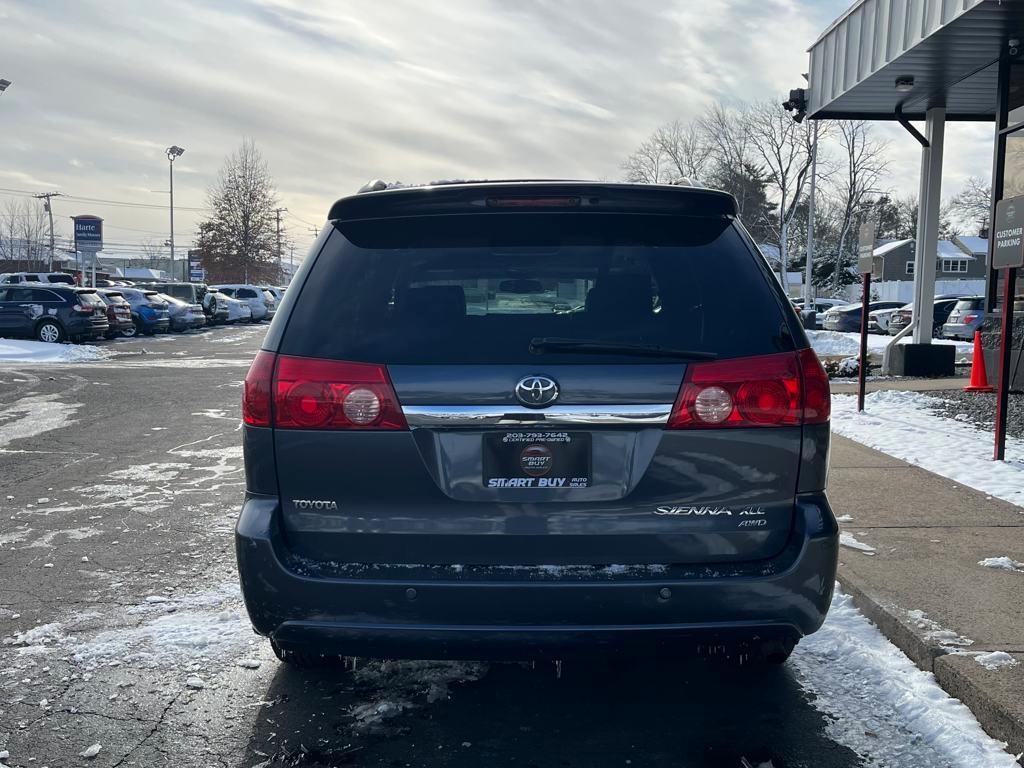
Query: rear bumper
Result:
<box><xmin>236</xmin><ymin>494</ymin><xmax>838</xmax><ymax>659</ymax></box>
<box><xmin>942</xmin><ymin>322</ymin><xmax>977</xmax><ymax>340</ymax></box>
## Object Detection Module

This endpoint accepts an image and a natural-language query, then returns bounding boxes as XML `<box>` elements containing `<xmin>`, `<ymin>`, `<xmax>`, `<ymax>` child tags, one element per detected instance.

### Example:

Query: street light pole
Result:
<box><xmin>165</xmin><ymin>145</ymin><xmax>185</xmax><ymax>281</ymax></box>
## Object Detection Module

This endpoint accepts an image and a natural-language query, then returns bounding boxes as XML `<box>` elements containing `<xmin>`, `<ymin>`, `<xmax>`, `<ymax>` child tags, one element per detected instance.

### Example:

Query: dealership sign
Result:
<box><xmin>73</xmin><ymin>215</ymin><xmax>103</xmax><ymax>250</ymax></box>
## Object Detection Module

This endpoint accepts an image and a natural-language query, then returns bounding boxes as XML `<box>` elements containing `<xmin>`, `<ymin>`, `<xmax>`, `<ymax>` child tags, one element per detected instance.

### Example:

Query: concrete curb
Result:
<box><xmin>837</xmin><ymin>572</ymin><xmax>1024</xmax><ymax>759</ymax></box>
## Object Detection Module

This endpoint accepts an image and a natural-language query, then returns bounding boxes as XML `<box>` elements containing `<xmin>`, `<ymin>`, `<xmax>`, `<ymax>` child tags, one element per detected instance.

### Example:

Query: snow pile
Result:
<box><xmin>806</xmin><ymin>330</ymin><xmax>972</xmax><ymax>359</ymax></box>
<box><xmin>979</xmin><ymin>556</ymin><xmax>1024</xmax><ymax>573</ymax></box>
<box><xmin>839</xmin><ymin>531</ymin><xmax>876</xmax><ymax>554</ymax></box>
<box><xmin>807</xmin><ymin>331</ymin><xmax>863</xmax><ymax>357</ymax></box>
<box><xmin>831</xmin><ymin>391</ymin><xmax>1024</xmax><ymax>509</ymax></box>
<box><xmin>974</xmin><ymin>651</ymin><xmax>1019</xmax><ymax>671</ymax></box>
<box><xmin>906</xmin><ymin>609</ymin><xmax>974</xmax><ymax>650</ymax></box>
<box><xmin>0</xmin><ymin>338</ymin><xmax>110</xmax><ymax>364</ymax></box>
<box><xmin>793</xmin><ymin>589</ymin><xmax>1021</xmax><ymax>767</ymax></box>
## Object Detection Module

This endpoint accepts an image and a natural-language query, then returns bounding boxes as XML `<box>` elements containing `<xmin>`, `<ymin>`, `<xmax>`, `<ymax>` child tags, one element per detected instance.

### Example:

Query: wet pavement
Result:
<box><xmin>0</xmin><ymin>325</ymin><xmax>1010</xmax><ymax>767</ymax></box>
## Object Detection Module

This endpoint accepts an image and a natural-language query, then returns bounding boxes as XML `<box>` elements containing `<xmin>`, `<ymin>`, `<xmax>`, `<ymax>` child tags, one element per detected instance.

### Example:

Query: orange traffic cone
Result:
<box><xmin>964</xmin><ymin>330</ymin><xmax>994</xmax><ymax>392</ymax></box>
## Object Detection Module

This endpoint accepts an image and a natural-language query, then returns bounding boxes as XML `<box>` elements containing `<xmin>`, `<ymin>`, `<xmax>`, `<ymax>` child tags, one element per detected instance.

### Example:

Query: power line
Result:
<box><xmin>0</xmin><ymin>187</ymin><xmax>209</xmax><ymax>212</ymax></box>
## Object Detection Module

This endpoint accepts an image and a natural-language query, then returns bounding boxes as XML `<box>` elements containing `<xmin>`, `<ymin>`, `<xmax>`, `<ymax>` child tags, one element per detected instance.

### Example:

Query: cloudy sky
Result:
<box><xmin>0</xmin><ymin>0</ymin><xmax>995</xmax><ymax>259</ymax></box>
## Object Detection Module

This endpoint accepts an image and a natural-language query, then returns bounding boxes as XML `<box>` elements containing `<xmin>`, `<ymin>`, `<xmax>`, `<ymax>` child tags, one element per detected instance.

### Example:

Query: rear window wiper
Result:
<box><xmin>529</xmin><ymin>337</ymin><xmax>717</xmax><ymax>361</ymax></box>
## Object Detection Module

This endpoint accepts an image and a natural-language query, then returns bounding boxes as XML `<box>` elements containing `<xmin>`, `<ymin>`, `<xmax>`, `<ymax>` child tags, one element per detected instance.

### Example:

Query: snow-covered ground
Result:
<box><xmin>0</xmin><ymin>339</ymin><xmax>110</xmax><ymax>364</ymax></box>
<box><xmin>831</xmin><ymin>391</ymin><xmax>1024</xmax><ymax>509</ymax></box>
<box><xmin>807</xmin><ymin>330</ymin><xmax>974</xmax><ymax>359</ymax></box>
<box><xmin>793</xmin><ymin>588</ymin><xmax>1022</xmax><ymax>768</ymax></box>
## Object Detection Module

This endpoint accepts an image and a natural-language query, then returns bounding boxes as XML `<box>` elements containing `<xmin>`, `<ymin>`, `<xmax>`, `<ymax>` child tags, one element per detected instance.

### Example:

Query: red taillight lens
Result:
<box><xmin>243</xmin><ymin>350</ymin><xmax>276</xmax><ymax>427</ymax></box>
<box><xmin>962</xmin><ymin>314</ymin><xmax>978</xmax><ymax>324</ymax></box>
<box><xmin>273</xmin><ymin>355</ymin><xmax>407</xmax><ymax>430</ymax></box>
<box><xmin>668</xmin><ymin>349</ymin><xmax>829</xmax><ymax>428</ymax></box>
<box><xmin>799</xmin><ymin>347</ymin><xmax>830</xmax><ymax>424</ymax></box>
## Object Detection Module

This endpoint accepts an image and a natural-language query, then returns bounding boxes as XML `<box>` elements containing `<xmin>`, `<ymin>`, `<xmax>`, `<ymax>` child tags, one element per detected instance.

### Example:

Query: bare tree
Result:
<box><xmin>141</xmin><ymin>239</ymin><xmax>166</xmax><ymax>270</ymax></box>
<box><xmin>0</xmin><ymin>198</ymin><xmax>49</xmax><ymax>267</ymax></box>
<box><xmin>653</xmin><ymin>120</ymin><xmax>710</xmax><ymax>184</ymax></box>
<box><xmin>621</xmin><ymin>136</ymin><xmax>666</xmax><ymax>184</ymax></box>
<box><xmin>948</xmin><ymin>176</ymin><xmax>992</xmax><ymax>233</ymax></box>
<box><xmin>829</xmin><ymin>121</ymin><xmax>890</xmax><ymax>291</ymax></box>
<box><xmin>201</xmin><ymin>138</ymin><xmax>281</xmax><ymax>283</ymax></box>
<box><xmin>748</xmin><ymin>101</ymin><xmax>816</xmax><ymax>292</ymax></box>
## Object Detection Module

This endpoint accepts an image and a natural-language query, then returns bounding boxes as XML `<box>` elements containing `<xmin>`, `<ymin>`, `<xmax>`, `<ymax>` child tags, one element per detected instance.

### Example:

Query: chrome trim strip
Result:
<box><xmin>402</xmin><ymin>404</ymin><xmax>672</xmax><ymax>427</ymax></box>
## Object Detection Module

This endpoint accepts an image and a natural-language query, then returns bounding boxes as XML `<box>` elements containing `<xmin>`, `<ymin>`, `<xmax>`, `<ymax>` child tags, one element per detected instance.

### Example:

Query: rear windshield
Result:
<box><xmin>77</xmin><ymin>290</ymin><xmax>106</xmax><ymax>307</ymax></box>
<box><xmin>47</xmin><ymin>274</ymin><xmax>75</xmax><ymax>284</ymax></box>
<box><xmin>954</xmin><ymin>298</ymin><xmax>983</xmax><ymax>311</ymax></box>
<box><xmin>283</xmin><ymin>213</ymin><xmax>790</xmax><ymax>364</ymax></box>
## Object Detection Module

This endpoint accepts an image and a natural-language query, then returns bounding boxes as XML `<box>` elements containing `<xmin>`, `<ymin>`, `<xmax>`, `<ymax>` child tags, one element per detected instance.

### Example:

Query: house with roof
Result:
<box><xmin>875</xmin><ymin>236</ymin><xmax>988</xmax><ymax>282</ymax></box>
<box><xmin>866</xmin><ymin>236</ymin><xmax>988</xmax><ymax>302</ymax></box>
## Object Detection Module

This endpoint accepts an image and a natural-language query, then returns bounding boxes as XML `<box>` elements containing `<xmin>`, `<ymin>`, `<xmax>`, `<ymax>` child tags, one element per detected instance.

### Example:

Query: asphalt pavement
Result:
<box><xmin>0</xmin><ymin>326</ymin><xmax>1004</xmax><ymax>767</ymax></box>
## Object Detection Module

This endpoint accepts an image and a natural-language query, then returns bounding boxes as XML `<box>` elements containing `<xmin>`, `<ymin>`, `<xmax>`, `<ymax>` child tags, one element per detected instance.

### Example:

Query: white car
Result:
<box><xmin>211</xmin><ymin>284</ymin><xmax>276</xmax><ymax>322</ymax></box>
<box><xmin>868</xmin><ymin>307</ymin><xmax>900</xmax><ymax>334</ymax></box>
<box><xmin>1</xmin><ymin>271</ymin><xmax>76</xmax><ymax>286</ymax></box>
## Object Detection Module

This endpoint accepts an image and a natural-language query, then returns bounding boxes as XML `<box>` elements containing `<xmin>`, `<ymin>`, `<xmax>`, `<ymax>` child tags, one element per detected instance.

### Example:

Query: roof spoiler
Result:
<box><xmin>328</xmin><ymin>181</ymin><xmax>737</xmax><ymax>222</ymax></box>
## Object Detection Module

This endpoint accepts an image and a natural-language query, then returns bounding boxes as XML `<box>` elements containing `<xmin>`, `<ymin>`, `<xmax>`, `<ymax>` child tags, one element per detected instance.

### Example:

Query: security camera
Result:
<box><xmin>782</xmin><ymin>88</ymin><xmax>807</xmax><ymax>123</ymax></box>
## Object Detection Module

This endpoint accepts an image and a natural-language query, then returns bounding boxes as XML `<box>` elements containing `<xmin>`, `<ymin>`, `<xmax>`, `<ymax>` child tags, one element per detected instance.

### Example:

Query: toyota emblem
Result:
<box><xmin>515</xmin><ymin>375</ymin><xmax>559</xmax><ymax>408</ymax></box>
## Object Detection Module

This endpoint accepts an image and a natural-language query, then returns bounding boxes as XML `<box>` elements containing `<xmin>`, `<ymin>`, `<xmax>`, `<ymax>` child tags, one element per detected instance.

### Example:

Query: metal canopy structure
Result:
<box><xmin>799</xmin><ymin>0</ymin><xmax>1022</xmax><ymax>459</ymax></box>
<box><xmin>807</xmin><ymin>0</ymin><xmax>1022</xmax><ymax>120</ymax></box>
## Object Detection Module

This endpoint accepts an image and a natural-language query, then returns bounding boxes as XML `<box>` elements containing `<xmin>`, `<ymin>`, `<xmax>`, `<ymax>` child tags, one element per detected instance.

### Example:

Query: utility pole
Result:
<box><xmin>274</xmin><ymin>207</ymin><xmax>287</xmax><ymax>282</ymax></box>
<box><xmin>289</xmin><ymin>244</ymin><xmax>295</xmax><ymax>283</ymax></box>
<box><xmin>33</xmin><ymin>192</ymin><xmax>63</xmax><ymax>270</ymax></box>
<box><xmin>308</xmin><ymin>225</ymin><xmax>319</xmax><ymax>239</ymax></box>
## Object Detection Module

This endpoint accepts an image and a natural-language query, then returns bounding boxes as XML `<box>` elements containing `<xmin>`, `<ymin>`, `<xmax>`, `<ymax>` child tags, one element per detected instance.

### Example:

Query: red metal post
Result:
<box><xmin>858</xmin><ymin>272</ymin><xmax>870</xmax><ymax>412</ymax></box>
<box><xmin>994</xmin><ymin>266</ymin><xmax>1017</xmax><ymax>460</ymax></box>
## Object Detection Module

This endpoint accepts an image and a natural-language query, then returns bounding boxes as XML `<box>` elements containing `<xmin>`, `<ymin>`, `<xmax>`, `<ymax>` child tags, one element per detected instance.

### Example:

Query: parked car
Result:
<box><xmin>0</xmin><ymin>284</ymin><xmax>109</xmax><ymax>342</ymax></box>
<box><xmin>155</xmin><ymin>293</ymin><xmax>206</xmax><ymax>332</ymax></box>
<box><xmin>820</xmin><ymin>301</ymin><xmax>904</xmax><ymax>333</ymax></box>
<box><xmin>206</xmin><ymin>290</ymin><xmax>253</xmax><ymax>324</ymax></box>
<box><xmin>118</xmin><ymin>288</ymin><xmax>171</xmax><ymax>335</ymax></box>
<box><xmin>150</xmin><ymin>282</ymin><xmax>207</xmax><ymax>305</ymax></box>
<box><xmin>942</xmin><ymin>297</ymin><xmax>986</xmax><ymax>340</ymax></box>
<box><xmin>96</xmin><ymin>289</ymin><xmax>136</xmax><ymax>339</ymax></box>
<box><xmin>201</xmin><ymin>288</ymin><xmax>231</xmax><ymax>325</ymax></box>
<box><xmin>212</xmin><ymin>284</ymin><xmax>276</xmax><ymax>322</ymax></box>
<box><xmin>261</xmin><ymin>285</ymin><xmax>285</xmax><ymax>303</ymax></box>
<box><xmin>867</xmin><ymin>306</ymin><xmax>900</xmax><ymax>334</ymax></box>
<box><xmin>888</xmin><ymin>296</ymin><xmax>963</xmax><ymax>337</ymax></box>
<box><xmin>793</xmin><ymin>297</ymin><xmax>848</xmax><ymax>329</ymax></box>
<box><xmin>0</xmin><ymin>271</ymin><xmax>76</xmax><ymax>286</ymax></box>
<box><xmin>237</xmin><ymin>181</ymin><xmax>836</xmax><ymax>667</ymax></box>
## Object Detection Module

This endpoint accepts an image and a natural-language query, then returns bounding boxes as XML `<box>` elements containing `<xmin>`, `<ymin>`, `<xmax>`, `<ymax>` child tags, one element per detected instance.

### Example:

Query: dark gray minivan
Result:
<box><xmin>237</xmin><ymin>182</ymin><xmax>837</xmax><ymax>665</ymax></box>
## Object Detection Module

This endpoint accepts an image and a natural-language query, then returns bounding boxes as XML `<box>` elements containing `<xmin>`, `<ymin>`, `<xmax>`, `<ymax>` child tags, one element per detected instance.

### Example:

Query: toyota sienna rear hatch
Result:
<box><xmin>253</xmin><ymin>183</ymin><xmax>828</xmax><ymax>568</ymax></box>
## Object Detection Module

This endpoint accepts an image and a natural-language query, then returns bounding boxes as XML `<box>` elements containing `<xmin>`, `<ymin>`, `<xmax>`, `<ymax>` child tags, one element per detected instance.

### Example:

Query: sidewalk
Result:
<box><xmin>829</xmin><ymin>435</ymin><xmax>1024</xmax><ymax>757</ymax></box>
<box><xmin>830</xmin><ymin>375</ymin><xmax>967</xmax><ymax>394</ymax></box>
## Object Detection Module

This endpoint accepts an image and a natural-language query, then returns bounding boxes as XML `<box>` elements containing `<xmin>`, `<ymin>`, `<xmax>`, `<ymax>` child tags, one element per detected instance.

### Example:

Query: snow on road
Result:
<box><xmin>807</xmin><ymin>330</ymin><xmax>973</xmax><ymax>359</ymax></box>
<box><xmin>831</xmin><ymin>391</ymin><xmax>1024</xmax><ymax>509</ymax></box>
<box><xmin>0</xmin><ymin>392</ymin><xmax>81</xmax><ymax>448</ymax></box>
<box><xmin>0</xmin><ymin>339</ymin><xmax>110</xmax><ymax>364</ymax></box>
<box><xmin>792</xmin><ymin>589</ymin><xmax>1022</xmax><ymax>768</ymax></box>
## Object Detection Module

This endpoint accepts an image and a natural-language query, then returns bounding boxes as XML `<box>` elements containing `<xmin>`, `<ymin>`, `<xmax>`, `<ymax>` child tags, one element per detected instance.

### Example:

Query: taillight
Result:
<box><xmin>668</xmin><ymin>349</ymin><xmax>829</xmax><ymax>429</ymax></box>
<box><xmin>962</xmin><ymin>314</ymin><xmax>978</xmax><ymax>324</ymax></box>
<box><xmin>242</xmin><ymin>350</ymin><xmax>275</xmax><ymax>427</ymax></box>
<box><xmin>273</xmin><ymin>355</ymin><xmax>407</xmax><ymax>430</ymax></box>
<box><xmin>70</xmin><ymin>304</ymin><xmax>91</xmax><ymax>314</ymax></box>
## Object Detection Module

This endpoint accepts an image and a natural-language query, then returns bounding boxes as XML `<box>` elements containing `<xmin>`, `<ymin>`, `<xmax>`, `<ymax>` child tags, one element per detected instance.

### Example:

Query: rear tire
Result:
<box><xmin>270</xmin><ymin>639</ymin><xmax>335</xmax><ymax>668</ymax></box>
<box><xmin>36</xmin><ymin>320</ymin><xmax>63</xmax><ymax>343</ymax></box>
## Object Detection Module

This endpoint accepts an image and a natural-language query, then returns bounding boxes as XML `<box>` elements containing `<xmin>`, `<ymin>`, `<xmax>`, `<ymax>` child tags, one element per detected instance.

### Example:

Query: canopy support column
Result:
<box><xmin>912</xmin><ymin>107</ymin><xmax>946</xmax><ymax>344</ymax></box>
